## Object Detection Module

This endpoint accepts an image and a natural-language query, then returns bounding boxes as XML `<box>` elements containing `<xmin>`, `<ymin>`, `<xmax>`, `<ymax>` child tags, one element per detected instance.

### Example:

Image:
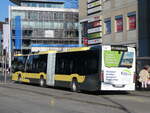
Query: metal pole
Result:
<box><xmin>2</xmin><ymin>50</ymin><xmax>4</xmax><ymax>83</ymax></box>
<box><xmin>78</xmin><ymin>22</ymin><xmax>82</xmax><ymax>47</ymax></box>
<box><xmin>8</xmin><ymin>5</ymin><xmax>11</xmax><ymax>69</ymax></box>
<box><xmin>4</xmin><ymin>49</ymin><xmax>7</xmax><ymax>83</ymax></box>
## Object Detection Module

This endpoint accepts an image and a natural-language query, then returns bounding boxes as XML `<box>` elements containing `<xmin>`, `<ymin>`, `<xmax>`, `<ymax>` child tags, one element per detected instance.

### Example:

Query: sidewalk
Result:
<box><xmin>0</xmin><ymin>72</ymin><xmax>11</xmax><ymax>83</ymax></box>
<box><xmin>129</xmin><ymin>87</ymin><xmax>150</xmax><ymax>97</ymax></box>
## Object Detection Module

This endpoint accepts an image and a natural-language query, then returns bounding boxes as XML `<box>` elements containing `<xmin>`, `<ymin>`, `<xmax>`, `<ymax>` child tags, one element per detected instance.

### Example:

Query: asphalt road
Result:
<box><xmin>0</xmin><ymin>83</ymin><xmax>150</xmax><ymax>113</ymax></box>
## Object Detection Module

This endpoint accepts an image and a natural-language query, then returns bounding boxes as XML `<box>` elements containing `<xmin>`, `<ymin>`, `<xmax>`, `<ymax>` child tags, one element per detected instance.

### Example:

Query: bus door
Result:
<box><xmin>101</xmin><ymin>45</ymin><xmax>136</xmax><ymax>91</ymax></box>
<box><xmin>46</xmin><ymin>53</ymin><xmax>56</xmax><ymax>86</ymax></box>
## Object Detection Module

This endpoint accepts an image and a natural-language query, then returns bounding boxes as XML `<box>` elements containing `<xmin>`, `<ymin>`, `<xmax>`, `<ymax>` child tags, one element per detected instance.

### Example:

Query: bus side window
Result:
<box><xmin>87</xmin><ymin>58</ymin><xmax>98</xmax><ymax>74</ymax></box>
<box><xmin>83</xmin><ymin>50</ymin><xmax>99</xmax><ymax>75</ymax></box>
<box><xmin>18</xmin><ymin>56</ymin><xmax>26</xmax><ymax>72</ymax></box>
<box><xmin>78</xmin><ymin>56</ymin><xmax>86</xmax><ymax>75</ymax></box>
<box><xmin>32</xmin><ymin>55</ymin><xmax>39</xmax><ymax>73</ymax></box>
<box><xmin>26</xmin><ymin>56</ymin><xmax>33</xmax><ymax>73</ymax></box>
<box><xmin>55</xmin><ymin>54</ymin><xmax>65</xmax><ymax>74</ymax></box>
<box><xmin>37</xmin><ymin>55</ymin><xmax>47</xmax><ymax>73</ymax></box>
<box><xmin>56</xmin><ymin>53</ymin><xmax>71</xmax><ymax>75</ymax></box>
<box><xmin>55</xmin><ymin>55</ymin><xmax>59</xmax><ymax>74</ymax></box>
<box><xmin>12</xmin><ymin>58</ymin><xmax>17</xmax><ymax>72</ymax></box>
<box><xmin>69</xmin><ymin>60</ymin><xmax>74</xmax><ymax>74</ymax></box>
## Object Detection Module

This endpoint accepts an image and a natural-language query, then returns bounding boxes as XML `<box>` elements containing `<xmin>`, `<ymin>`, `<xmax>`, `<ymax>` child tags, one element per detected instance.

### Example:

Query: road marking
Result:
<box><xmin>50</xmin><ymin>98</ymin><xmax>55</xmax><ymax>106</ymax></box>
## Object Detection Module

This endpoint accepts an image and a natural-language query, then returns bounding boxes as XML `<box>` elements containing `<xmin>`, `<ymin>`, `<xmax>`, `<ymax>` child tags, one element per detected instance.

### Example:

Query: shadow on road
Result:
<box><xmin>82</xmin><ymin>90</ymin><xmax>129</xmax><ymax>95</ymax></box>
<box><xmin>14</xmin><ymin>81</ymin><xmax>130</xmax><ymax>96</ymax></box>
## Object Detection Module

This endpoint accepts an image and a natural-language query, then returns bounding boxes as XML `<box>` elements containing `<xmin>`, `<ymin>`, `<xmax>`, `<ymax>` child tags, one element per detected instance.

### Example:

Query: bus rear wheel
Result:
<box><xmin>39</xmin><ymin>77</ymin><xmax>45</xmax><ymax>87</ymax></box>
<box><xmin>71</xmin><ymin>79</ymin><xmax>79</xmax><ymax>92</ymax></box>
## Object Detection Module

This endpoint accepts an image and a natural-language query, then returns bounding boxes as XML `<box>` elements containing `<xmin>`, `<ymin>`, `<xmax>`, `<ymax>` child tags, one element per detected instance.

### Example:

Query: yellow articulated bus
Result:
<box><xmin>12</xmin><ymin>45</ymin><xmax>136</xmax><ymax>92</ymax></box>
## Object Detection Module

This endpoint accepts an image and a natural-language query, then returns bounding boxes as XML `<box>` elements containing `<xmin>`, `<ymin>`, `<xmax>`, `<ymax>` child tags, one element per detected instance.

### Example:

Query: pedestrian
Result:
<box><xmin>138</xmin><ymin>65</ymin><xmax>150</xmax><ymax>89</ymax></box>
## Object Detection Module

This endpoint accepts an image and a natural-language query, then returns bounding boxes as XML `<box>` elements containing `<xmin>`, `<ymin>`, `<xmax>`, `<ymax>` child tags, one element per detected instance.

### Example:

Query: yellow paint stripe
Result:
<box><xmin>12</xmin><ymin>72</ymin><xmax>46</xmax><ymax>82</ymax></box>
<box><xmin>12</xmin><ymin>73</ymin><xmax>18</xmax><ymax>81</ymax></box>
<box><xmin>54</xmin><ymin>74</ymin><xmax>85</xmax><ymax>83</ymax></box>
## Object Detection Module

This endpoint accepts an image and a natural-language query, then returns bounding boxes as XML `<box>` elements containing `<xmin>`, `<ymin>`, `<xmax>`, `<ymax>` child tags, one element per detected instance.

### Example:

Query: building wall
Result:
<box><xmin>79</xmin><ymin>0</ymin><xmax>87</xmax><ymax>20</ymax></box>
<box><xmin>3</xmin><ymin>24</ymin><xmax>10</xmax><ymax>52</ymax></box>
<box><xmin>79</xmin><ymin>0</ymin><xmax>103</xmax><ymax>46</ymax></box>
<box><xmin>102</xmin><ymin>0</ymin><xmax>137</xmax><ymax>47</ymax></box>
<box><xmin>79</xmin><ymin>0</ymin><xmax>138</xmax><ymax>47</ymax></box>
<box><xmin>138</xmin><ymin>0</ymin><xmax>150</xmax><ymax>57</ymax></box>
<box><xmin>0</xmin><ymin>31</ymin><xmax>2</xmax><ymax>57</ymax></box>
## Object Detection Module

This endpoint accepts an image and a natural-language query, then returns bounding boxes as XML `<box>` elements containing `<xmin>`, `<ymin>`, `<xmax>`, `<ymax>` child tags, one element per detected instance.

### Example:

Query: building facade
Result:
<box><xmin>102</xmin><ymin>0</ymin><xmax>137</xmax><ymax>48</ymax></box>
<box><xmin>79</xmin><ymin>0</ymin><xmax>137</xmax><ymax>47</ymax></box>
<box><xmin>10</xmin><ymin>0</ymin><xmax>78</xmax><ymax>9</ymax></box>
<box><xmin>0</xmin><ymin>20</ymin><xmax>10</xmax><ymax>70</ymax></box>
<box><xmin>138</xmin><ymin>0</ymin><xmax>150</xmax><ymax>57</ymax></box>
<box><xmin>79</xmin><ymin>0</ymin><xmax>102</xmax><ymax>46</ymax></box>
<box><xmin>10</xmin><ymin>0</ymin><xmax>79</xmax><ymax>54</ymax></box>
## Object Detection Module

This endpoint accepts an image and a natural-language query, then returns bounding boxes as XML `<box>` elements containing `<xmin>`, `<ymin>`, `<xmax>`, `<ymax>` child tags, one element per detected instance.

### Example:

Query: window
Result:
<box><xmin>12</xmin><ymin>30</ymin><xmax>16</xmax><ymax>36</ymax></box>
<box><xmin>23</xmin><ymin>30</ymin><xmax>32</xmax><ymax>36</ymax></box>
<box><xmin>54</xmin><ymin>12</ymin><xmax>59</xmax><ymax>20</ymax></box>
<box><xmin>55</xmin><ymin>53</ymin><xmax>71</xmax><ymax>74</ymax></box>
<box><xmin>42</xmin><ymin>12</ymin><xmax>49</xmax><ymax>21</ymax></box>
<box><xmin>12</xmin><ymin>56</ymin><xmax>27</xmax><ymax>72</ymax></box>
<box><xmin>12</xmin><ymin>11</ymin><xmax>25</xmax><ymax>19</ymax></box>
<box><xmin>26</xmin><ymin>55</ymin><xmax>47</xmax><ymax>73</ymax></box>
<box><xmin>39</xmin><ymin>3</ymin><xmax>45</xmax><ymax>7</ymax></box>
<box><xmin>65</xmin><ymin>13</ymin><xmax>73</xmax><ymax>20</ymax></box>
<box><xmin>104</xmin><ymin>18</ymin><xmax>111</xmax><ymax>34</ymax></box>
<box><xmin>36</xmin><ymin>55</ymin><xmax>47</xmax><ymax>73</ymax></box>
<box><xmin>48</xmin><ymin>12</ymin><xmax>54</xmax><ymax>20</ymax></box>
<box><xmin>31</xmin><ymin>3</ymin><xmax>37</xmax><ymax>7</ymax></box>
<box><xmin>22</xmin><ymin>40</ymin><xmax>30</xmax><ymax>47</ymax></box>
<box><xmin>127</xmin><ymin>12</ymin><xmax>136</xmax><ymax>30</ymax></box>
<box><xmin>115</xmin><ymin>15</ymin><xmax>123</xmax><ymax>32</ymax></box>
<box><xmin>22</xmin><ymin>21</ymin><xmax>29</xmax><ymax>28</ymax></box>
<box><xmin>26</xmin><ymin>55</ymin><xmax>33</xmax><ymax>72</ymax></box>
<box><xmin>30</xmin><ymin>11</ymin><xmax>38</xmax><ymax>20</ymax></box>
<box><xmin>65</xmin><ymin>31</ymin><xmax>75</xmax><ymax>38</ymax></box>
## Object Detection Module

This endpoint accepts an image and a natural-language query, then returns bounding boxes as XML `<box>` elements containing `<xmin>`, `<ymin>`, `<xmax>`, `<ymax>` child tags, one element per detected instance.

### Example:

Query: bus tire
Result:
<box><xmin>39</xmin><ymin>76</ymin><xmax>45</xmax><ymax>87</ymax></box>
<box><xmin>18</xmin><ymin>75</ymin><xmax>22</xmax><ymax>83</ymax></box>
<box><xmin>71</xmin><ymin>79</ymin><xmax>79</xmax><ymax>92</ymax></box>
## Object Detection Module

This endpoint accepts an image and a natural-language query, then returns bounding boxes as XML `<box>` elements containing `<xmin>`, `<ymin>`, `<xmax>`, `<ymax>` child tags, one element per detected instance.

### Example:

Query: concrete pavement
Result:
<box><xmin>0</xmin><ymin>72</ymin><xmax>11</xmax><ymax>83</ymax></box>
<box><xmin>0</xmin><ymin>83</ymin><xmax>150</xmax><ymax>113</ymax></box>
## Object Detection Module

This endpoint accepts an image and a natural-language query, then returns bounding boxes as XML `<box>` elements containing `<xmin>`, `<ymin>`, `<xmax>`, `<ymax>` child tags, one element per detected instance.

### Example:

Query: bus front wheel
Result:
<box><xmin>18</xmin><ymin>75</ymin><xmax>22</xmax><ymax>83</ymax></box>
<box><xmin>71</xmin><ymin>79</ymin><xmax>79</xmax><ymax>92</ymax></box>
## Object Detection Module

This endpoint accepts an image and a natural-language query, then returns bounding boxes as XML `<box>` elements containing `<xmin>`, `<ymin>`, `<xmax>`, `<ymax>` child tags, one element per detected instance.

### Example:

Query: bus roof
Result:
<box><xmin>14</xmin><ymin>46</ymin><xmax>100</xmax><ymax>57</ymax></box>
<box><xmin>13</xmin><ymin>45</ymin><xmax>135</xmax><ymax>57</ymax></box>
<box><xmin>64</xmin><ymin>47</ymin><xmax>91</xmax><ymax>52</ymax></box>
<box><xmin>14</xmin><ymin>50</ymin><xmax>57</xmax><ymax>56</ymax></box>
<box><xmin>37</xmin><ymin>50</ymin><xmax>57</xmax><ymax>54</ymax></box>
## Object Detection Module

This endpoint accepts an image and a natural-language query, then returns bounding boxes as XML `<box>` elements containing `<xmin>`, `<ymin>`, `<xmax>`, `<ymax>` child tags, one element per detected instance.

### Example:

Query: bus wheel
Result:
<box><xmin>18</xmin><ymin>75</ymin><xmax>22</xmax><ymax>83</ymax></box>
<box><xmin>71</xmin><ymin>79</ymin><xmax>79</xmax><ymax>92</ymax></box>
<box><xmin>39</xmin><ymin>77</ymin><xmax>45</xmax><ymax>87</ymax></box>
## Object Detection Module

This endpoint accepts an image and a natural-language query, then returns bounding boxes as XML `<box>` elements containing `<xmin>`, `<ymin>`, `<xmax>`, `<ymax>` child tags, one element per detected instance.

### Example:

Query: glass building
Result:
<box><xmin>10</xmin><ymin>0</ymin><xmax>78</xmax><ymax>9</ymax></box>
<box><xmin>10</xmin><ymin>0</ymin><xmax>79</xmax><ymax>53</ymax></box>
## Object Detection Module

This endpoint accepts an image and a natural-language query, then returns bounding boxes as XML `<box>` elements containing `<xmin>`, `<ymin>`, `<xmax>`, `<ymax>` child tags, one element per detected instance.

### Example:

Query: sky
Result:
<box><xmin>0</xmin><ymin>0</ymin><xmax>14</xmax><ymax>21</ymax></box>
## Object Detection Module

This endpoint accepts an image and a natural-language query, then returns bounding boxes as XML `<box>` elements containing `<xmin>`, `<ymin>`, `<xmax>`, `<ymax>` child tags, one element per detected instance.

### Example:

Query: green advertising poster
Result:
<box><xmin>88</xmin><ymin>32</ymin><xmax>102</xmax><ymax>38</ymax></box>
<box><xmin>104</xmin><ymin>50</ymin><xmax>122</xmax><ymax>67</ymax></box>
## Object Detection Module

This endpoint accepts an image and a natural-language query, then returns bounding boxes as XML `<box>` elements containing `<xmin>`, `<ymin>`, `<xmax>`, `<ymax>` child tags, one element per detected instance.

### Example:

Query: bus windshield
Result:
<box><xmin>104</xmin><ymin>50</ymin><xmax>134</xmax><ymax>68</ymax></box>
